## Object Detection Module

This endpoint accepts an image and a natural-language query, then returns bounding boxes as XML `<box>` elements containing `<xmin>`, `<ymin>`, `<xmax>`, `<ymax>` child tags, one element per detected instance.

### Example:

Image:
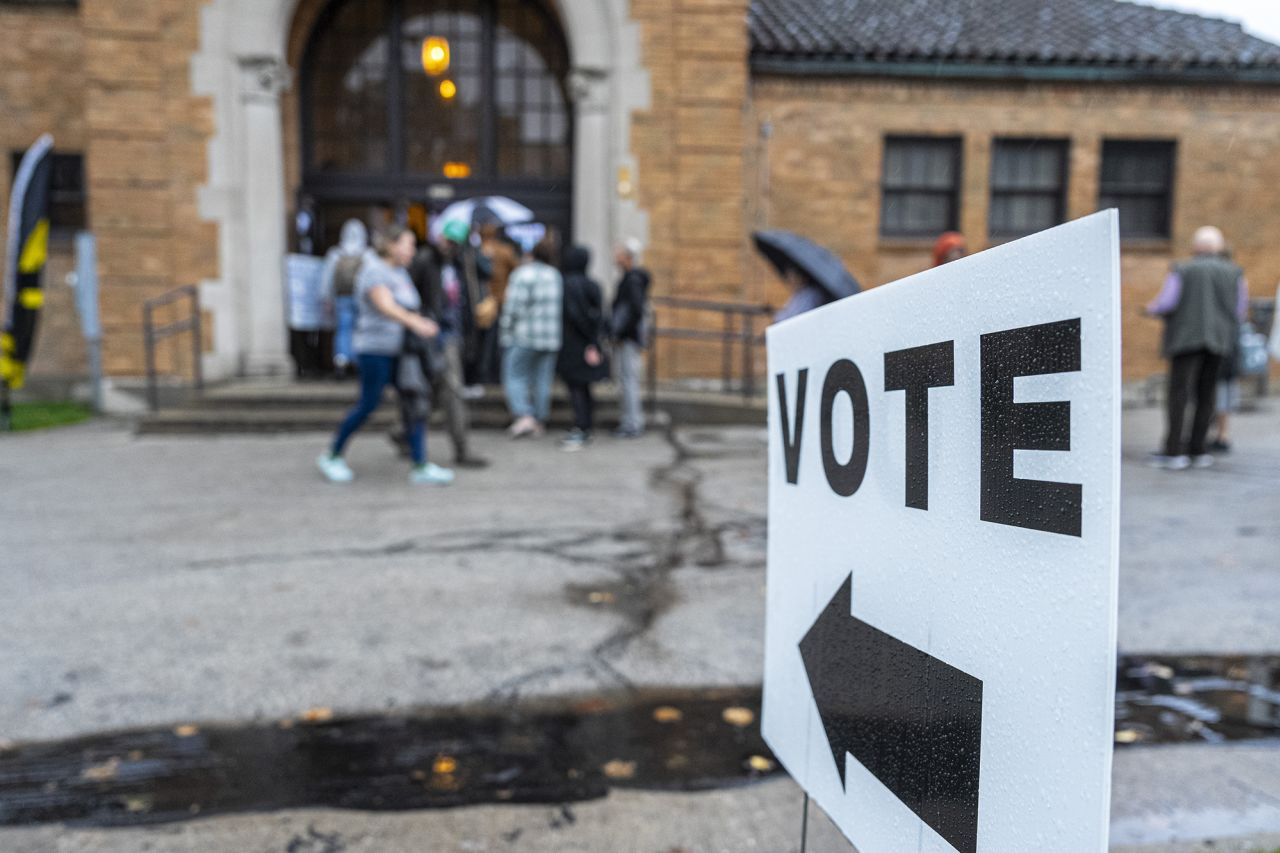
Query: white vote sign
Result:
<box><xmin>763</xmin><ymin>212</ymin><xmax>1120</xmax><ymax>853</ymax></box>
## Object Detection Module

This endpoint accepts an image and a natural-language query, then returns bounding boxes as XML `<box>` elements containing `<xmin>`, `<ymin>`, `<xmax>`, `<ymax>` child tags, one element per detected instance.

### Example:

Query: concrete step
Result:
<box><xmin>135</xmin><ymin>381</ymin><xmax>766</xmax><ymax>435</ymax></box>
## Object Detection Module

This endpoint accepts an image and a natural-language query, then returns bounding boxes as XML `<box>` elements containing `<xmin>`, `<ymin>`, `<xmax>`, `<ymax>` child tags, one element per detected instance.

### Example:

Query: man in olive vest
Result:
<box><xmin>1145</xmin><ymin>226</ymin><xmax>1248</xmax><ymax>470</ymax></box>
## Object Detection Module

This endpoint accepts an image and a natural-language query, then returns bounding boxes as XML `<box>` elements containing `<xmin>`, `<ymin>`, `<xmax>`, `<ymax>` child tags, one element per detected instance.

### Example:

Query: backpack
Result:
<box><xmin>333</xmin><ymin>254</ymin><xmax>362</xmax><ymax>297</ymax></box>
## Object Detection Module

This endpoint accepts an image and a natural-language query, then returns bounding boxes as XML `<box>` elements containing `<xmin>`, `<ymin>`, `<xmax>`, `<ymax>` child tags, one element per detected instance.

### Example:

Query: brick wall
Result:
<box><xmin>628</xmin><ymin>0</ymin><xmax>751</xmax><ymax>378</ymax></box>
<box><xmin>748</xmin><ymin>75</ymin><xmax>1280</xmax><ymax>380</ymax></box>
<box><xmin>0</xmin><ymin>4</ymin><xmax>85</xmax><ymax>380</ymax></box>
<box><xmin>82</xmin><ymin>0</ymin><xmax>217</xmax><ymax>377</ymax></box>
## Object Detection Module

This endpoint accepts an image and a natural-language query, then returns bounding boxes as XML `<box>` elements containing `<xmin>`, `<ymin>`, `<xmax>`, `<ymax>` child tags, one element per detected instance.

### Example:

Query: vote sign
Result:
<box><xmin>763</xmin><ymin>212</ymin><xmax>1120</xmax><ymax>853</ymax></box>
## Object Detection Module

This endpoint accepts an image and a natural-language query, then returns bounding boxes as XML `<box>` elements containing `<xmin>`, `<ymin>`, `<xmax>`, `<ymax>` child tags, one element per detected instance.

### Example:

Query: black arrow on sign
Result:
<box><xmin>799</xmin><ymin>574</ymin><xmax>983</xmax><ymax>853</ymax></box>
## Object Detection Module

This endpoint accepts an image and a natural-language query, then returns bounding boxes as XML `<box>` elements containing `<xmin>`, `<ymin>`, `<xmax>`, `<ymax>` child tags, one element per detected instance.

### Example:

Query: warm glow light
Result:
<box><xmin>439</xmin><ymin>79</ymin><xmax>457</xmax><ymax>100</ymax></box>
<box><xmin>443</xmin><ymin>162</ymin><xmax>471</xmax><ymax>179</ymax></box>
<box><xmin>421</xmin><ymin>36</ymin><xmax>450</xmax><ymax>75</ymax></box>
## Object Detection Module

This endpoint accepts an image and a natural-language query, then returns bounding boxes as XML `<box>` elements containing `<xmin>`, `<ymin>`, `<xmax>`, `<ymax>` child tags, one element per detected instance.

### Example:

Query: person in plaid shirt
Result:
<box><xmin>500</xmin><ymin>231</ymin><xmax>564</xmax><ymax>437</ymax></box>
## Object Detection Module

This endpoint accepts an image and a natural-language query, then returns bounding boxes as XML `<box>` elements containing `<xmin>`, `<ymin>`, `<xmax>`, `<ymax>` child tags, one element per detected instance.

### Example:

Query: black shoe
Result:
<box><xmin>454</xmin><ymin>455</ymin><xmax>490</xmax><ymax>469</ymax></box>
<box><xmin>1208</xmin><ymin>439</ymin><xmax>1231</xmax><ymax>453</ymax></box>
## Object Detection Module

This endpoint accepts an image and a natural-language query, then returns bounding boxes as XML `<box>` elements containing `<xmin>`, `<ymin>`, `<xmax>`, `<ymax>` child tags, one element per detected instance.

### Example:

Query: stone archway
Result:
<box><xmin>191</xmin><ymin>0</ymin><xmax>649</xmax><ymax>379</ymax></box>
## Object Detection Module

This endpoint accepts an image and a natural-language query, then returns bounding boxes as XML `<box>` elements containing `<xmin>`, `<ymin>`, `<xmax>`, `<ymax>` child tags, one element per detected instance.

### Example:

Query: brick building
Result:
<box><xmin>2</xmin><ymin>0</ymin><xmax>1279</xmax><ymax>386</ymax></box>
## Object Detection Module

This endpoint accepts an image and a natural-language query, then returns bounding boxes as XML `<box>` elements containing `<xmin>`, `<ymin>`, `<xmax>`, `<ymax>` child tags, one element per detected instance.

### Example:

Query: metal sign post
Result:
<box><xmin>764</xmin><ymin>211</ymin><xmax>1122</xmax><ymax>853</ymax></box>
<box><xmin>73</xmin><ymin>231</ymin><xmax>102</xmax><ymax>414</ymax></box>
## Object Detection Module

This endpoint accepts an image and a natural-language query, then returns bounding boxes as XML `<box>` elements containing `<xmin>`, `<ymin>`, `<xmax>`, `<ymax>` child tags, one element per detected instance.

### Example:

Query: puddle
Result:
<box><xmin>0</xmin><ymin>689</ymin><xmax>778</xmax><ymax>828</ymax></box>
<box><xmin>1116</xmin><ymin>655</ymin><xmax>1280</xmax><ymax>745</ymax></box>
<box><xmin>2</xmin><ymin>658</ymin><xmax>1277</xmax><ymax>829</ymax></box>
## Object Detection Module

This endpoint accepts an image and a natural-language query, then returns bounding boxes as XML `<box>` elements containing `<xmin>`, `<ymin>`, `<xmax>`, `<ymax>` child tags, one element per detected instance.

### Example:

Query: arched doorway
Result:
<box><xmin>299</xmin><ymin>0</ymin><xmax>573</xmax><ymax>249</ymax></box>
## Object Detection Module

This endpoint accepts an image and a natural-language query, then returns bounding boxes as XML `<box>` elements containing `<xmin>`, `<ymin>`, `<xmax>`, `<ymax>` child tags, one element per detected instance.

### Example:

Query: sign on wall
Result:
<box><xmin>763</xmin><ymin>211</ymin><xmax>1121</xmax><ymax>853</ymax></box>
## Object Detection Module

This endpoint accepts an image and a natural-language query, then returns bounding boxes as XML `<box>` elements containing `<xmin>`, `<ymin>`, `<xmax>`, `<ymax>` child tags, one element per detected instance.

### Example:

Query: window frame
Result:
<box><xmin>1098</xmin><ymin>139</ymin><xmax>1177</xmax><ymax>241</ymax></box>
<box><xmin>9</xmin><ymin>150</ymin><xmax>86</xmax><ymax>242</ymax></box>
<box><xmin>879</xmin><ymin>135</ymin><xmax>964</xmax><ymax>239</ymax></box>
<box><xmin>988</xmin><ymin>137</ymin><xmax>1070</xmax><ymax>239</ymax></box>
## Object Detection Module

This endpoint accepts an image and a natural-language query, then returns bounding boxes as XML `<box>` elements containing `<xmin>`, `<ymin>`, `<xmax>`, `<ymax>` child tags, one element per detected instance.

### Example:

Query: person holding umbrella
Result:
<box><xmin>753</xmin><ymin>230</ymin><xmax>861</xmax><ymax>323</ymax></box>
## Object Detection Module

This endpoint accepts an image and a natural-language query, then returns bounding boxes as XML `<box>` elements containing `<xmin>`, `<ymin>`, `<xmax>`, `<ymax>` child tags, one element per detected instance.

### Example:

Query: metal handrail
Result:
<box><xmin>646</xmin><ymin>296</ymin><xmax>772</xmax><ymax>406</ymax></box>
<box><xmin>142</xmin><ymin>285</ymin><xmax>203</xmax><ymax>412</ymax></box>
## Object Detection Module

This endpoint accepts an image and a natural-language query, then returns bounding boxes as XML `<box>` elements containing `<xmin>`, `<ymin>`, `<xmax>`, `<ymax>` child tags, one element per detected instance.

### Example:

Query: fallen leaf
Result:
<box><xmin>433</xmin><ymin>755</ymin><xmax>458</xmax><ymax>775</ymax></box>
<box><xmin>721</xmin><ymin>707</ymin><xmax>755</xmax><ymax>728</ymax></box>
<box><xmin>81</xmin><ymin>758</ymin><xmax>120</xmax><ymax>782</ymax></box>
<box><xmin>665</xmin><ymin>754</ymin><xmax>690</xmax><ymax>770</ymax></box>
<box><xmin>653</xmin><ymin>706</ymin><xmax>683</xmax><ymax>723</ymax></box>
<box><xmin>747</xmin><ymin>755</ymin><xmax>775</xmax><ymax>772</ymax></box>
<box><xmin>174</xmin><ymin>725</ymin><xmax>199</xmax><ymax>738</ymax></box>
<box><xmin>123</xmin><ymin>796</ymin><xmax>152</xmax><ymax>813</ymax></box>
<box><xmin>587</xmin><ymin>591</ymin><xmax>616</xmax><ymax>605</ymax></box>
<box><xmin>300</xmin><ymin>707</ymin><xmax>333</xmax><ymax>724</ymax></box>
<box><xmin>602</xmin><ymin>759</ymin><xmax>636</xmax><ymax>780</ymax></box>
<box><xmin>1114</xmin><ymin>729</ymin><xmax>1140</xmax><ymax>744</ymax></box>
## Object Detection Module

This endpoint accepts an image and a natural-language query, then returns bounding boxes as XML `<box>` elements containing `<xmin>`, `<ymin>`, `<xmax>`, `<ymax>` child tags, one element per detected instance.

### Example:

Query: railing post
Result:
<box><xmin>647</xmin><ymin>334</ymin><xmax>658</xmax><ymax>415</ymax></box>
<box><xmin>741</xmin><ymin>312</ymin><xmax>755</xmax><ymax>399</ymax></box>
<box><xmin>721</xmin><ymin>311</ymin><xmax>734</xmax><ymax>394</ymax></box>
<box><xmin>143</xmin><ymin>304</ymin><xmax>158</xmax><ymax>412</ymax></box>
<box><xmin>190</xmin><ymin>287</ymin><xmax>204</xmax><ymax>392</ymax></box>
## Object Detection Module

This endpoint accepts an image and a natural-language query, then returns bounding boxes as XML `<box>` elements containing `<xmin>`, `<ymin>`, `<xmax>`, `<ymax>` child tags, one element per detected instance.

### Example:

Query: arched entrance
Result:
<box><xmin>299</xmin><ymin>0</ymin><xmax>574</xmax><ymax>248</ymax></box>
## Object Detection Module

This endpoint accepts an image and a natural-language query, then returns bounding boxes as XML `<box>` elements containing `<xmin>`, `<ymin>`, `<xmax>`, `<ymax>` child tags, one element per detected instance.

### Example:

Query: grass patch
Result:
<box><xmin>6</xmin><ymin>402</ymin><xmax>92</xmax><ymax>432</ymax></box>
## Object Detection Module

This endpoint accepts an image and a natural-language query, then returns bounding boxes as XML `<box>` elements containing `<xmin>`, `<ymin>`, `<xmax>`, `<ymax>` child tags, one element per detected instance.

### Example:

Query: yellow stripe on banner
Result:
<box><xmin>0</xmin><ymin>355</ymin><xmax>24</xmax><ymax>389</ymax></box>
<box><xmin>18</xmin><ymin>219</ymin><xmax>50</xmax><ymax>274</ymax></box>
<box><xmin>18</xmin><ymin>288</ymin><xmax>44</xmax><ymax>310</ymax></box>
<box><xmin>0</xmin><ymin>332</ymin><xmax>12</xmax><ymax>355</ymax></box>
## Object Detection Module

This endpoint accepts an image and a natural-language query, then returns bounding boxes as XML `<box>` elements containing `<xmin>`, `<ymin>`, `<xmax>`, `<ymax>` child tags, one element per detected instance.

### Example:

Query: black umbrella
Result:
<box><xmin>753</xmin><ymin>229</ymin><xmax>861</xmax><ymax>301</ymax></box>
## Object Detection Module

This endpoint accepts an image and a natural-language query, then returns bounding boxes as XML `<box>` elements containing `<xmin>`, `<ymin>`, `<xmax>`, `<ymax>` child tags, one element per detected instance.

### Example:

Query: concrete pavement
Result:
<box><xmin>0</xmin><ymin>399</ymin><xmax>1278</xmax><ymax>850</ymax></box>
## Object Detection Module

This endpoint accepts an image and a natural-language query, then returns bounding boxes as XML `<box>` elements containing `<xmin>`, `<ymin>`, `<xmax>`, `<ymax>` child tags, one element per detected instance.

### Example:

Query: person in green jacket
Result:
<box><xmin>1144</xmin><ymin>226</ymin><xmax>1248</xmax><ymax>471</ymax></box>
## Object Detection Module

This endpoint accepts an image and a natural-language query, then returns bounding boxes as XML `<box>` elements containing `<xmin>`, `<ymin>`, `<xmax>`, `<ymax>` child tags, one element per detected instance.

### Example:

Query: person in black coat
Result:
<box><xmin>557</xmin><ymin>245</ymin><xmax>609</xmax><ymax>450</ymax></box>
<box><xmin>610</xmin><ymin>238</ymin><xmax>650</xmax><ymax>437</ymax></box>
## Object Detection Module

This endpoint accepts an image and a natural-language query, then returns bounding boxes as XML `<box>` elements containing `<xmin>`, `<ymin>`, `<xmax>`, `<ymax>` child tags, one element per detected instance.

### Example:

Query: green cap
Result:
<box><xmin>442</xmin><ymin>219</ymin><xmax>470</xmax><ymax>244</ymax></box>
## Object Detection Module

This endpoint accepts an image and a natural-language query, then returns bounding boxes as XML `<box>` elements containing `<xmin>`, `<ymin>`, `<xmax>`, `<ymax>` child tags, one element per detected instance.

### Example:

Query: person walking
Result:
<box><xmin>1145</xmin><ymin>226</ymin><xmax>1249</xmax><ymax>470</ymax></box>
<box><xmin>557</xmin><ymin>245</ymin><xmax>609</xmax><ymax>451</ymax></box>
<box><xmin>500</xmin><ymin>231</ymin><xmax>563</xmax><ymax>437</ymax></box>
<box><xmin>321</xmin><ymin>218</ymin><xmax>371</xmax><ymax>378</ymax></box>
<box><xmin>317</xmin><ymin>223</ymin><xmax>455</xmax><ymax>485</ymax></box>
<box><xmin>406</xmin><ymin>221</ymin><xmax>489</xmax><ymax>469</ymax></box>
<box><xmin>610</xmin><ymin>238</ymin><xmax>650</xmax><ymax>438</ymax></box>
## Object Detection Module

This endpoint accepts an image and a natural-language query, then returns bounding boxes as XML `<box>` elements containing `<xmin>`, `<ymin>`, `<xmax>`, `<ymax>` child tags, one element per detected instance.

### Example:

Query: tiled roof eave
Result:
<box><xmin>748</xmin><ymin>53</ymin><xmax>1280</xmax><ymax>85</ymax></box>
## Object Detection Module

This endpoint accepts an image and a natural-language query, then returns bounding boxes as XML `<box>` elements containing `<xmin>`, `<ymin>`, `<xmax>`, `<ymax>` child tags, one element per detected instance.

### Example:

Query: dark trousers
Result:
<box><xmin>568</xmin><ymin>382</ymin><xmax>594</xmax><ymax>433</ymax></box>
<box><xmin>332</xmin><ymin>354</ymin><xmax>425</xmax><ymax>465</ymax></box>
<box><xmin>1164</xmin><ymin>349</ymin><xmax>1223</xmax><ymax>457</ymax></box>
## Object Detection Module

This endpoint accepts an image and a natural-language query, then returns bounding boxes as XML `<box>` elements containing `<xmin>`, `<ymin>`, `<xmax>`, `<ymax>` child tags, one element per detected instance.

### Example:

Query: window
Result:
<box><xmin>303</xmin><ymin>0</ymin><xmax>571</xmax><ymax>181</ymax></box>
<box><xmin>9</xmin><ymin>150</ymin><xmax>86</xmax><ymax>239</ymax></box>
<box><xmin>880</xmin><ymin>137</ymin><xmax>962</xmax><ymax>238</ymax></box>
<box><xmin>1099</xmin><ymin>140</ymin><xmax>1176</xmax><ymax>239</ymax></box>
<box><xmin>989</xmin><ymin>139</ymin><xmax>1067</xmax><ymax>237</ymax></box>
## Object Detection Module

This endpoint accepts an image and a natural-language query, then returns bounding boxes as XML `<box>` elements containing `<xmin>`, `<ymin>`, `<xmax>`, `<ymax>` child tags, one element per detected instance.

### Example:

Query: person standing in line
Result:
<box><xmin>477</xmin><ymin>222</ymin><xmax>520</xmax><ymax>384</ymax></box>
<box><xmin>932</xmin><ymin>231</ymin><xmax>967</xmax><ymax>267</ymax></box>
<box><xmin>405</xmin><ymin>221</ymin><xmax>489</xmax><ymax>469</ymax></box>
<box><xmin>610</xmin><ymin>238</ymin><xmax>650</xmax><ymax>438</ymax></box>
<box><xmin>317</xmin><ymin>223</ymin><xmax>454</xmax><ymax>486</ymax></box>
<box><xmin>321</xmin><ymin>219</ymin><xmax>372</xmax><ymax>379</ymax></box>
<box><xmin>500</xmin><ymin>231</ymin><xmax>564</xmax><ymax>438</ymax></box>
<box><xmin>1145</xmin><ymin>226</ymin><xmax>1249</xmax><ymax>470</ymax></box>
<box><xmin>557</xmin><ymin>245</ymin><xmax>609</xmax><ymax>451</ymax></box>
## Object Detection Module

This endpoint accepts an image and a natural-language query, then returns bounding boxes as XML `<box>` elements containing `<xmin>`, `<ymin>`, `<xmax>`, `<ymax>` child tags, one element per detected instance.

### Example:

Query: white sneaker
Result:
<box><xmin>410</xmin><ymin>462</ymin><xmax>455</xmax><ymax>486</ymax></box>
<box><xmin>1145</xmin><ymin>454</ymin><xmax>1190</xmax><ymax>471</ymax></box>
<box><xmin>317</xmin><ymin>453</ymin><xmax>354</xmax><ymax>483</ymax></box>
<box><xmin>1191</xmin><ymin>454</ymin><xmax>1215</xmax><ymax>469</ymax></box>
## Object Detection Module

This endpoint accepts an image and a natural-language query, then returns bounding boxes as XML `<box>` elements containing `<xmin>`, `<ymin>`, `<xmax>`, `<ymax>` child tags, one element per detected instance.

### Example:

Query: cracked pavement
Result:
<box><xmin>2</xmin><ymin>402</ymin><xmax>1279</xmax><ymax>851</ymax></box>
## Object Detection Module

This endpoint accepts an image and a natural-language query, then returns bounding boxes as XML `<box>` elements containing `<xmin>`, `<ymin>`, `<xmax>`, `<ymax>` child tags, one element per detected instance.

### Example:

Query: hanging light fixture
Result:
<box><xmin>422</xmin><ymin>36</ymin><xmax>450</xmax><ymax>76</ymax></box>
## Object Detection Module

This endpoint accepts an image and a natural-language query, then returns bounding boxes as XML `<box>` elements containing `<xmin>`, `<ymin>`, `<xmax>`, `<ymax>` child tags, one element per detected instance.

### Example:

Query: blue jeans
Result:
<box><xmin>331</xmin><ymin>353</ymin><xmax>425</xmax><ymax>465</ymax></box>
<box><xmin>503</xmin><ymin>346</ymin><xmax>557</xmax><ymax>422</ymax></box>
<box><xmin>333</xmin><ymin>296</ymin><xmax>357</xmax><ymax>367</ymax></box>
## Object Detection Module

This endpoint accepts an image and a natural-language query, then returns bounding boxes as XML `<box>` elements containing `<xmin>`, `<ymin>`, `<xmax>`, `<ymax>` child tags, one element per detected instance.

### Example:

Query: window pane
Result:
<box><xmin>990</xmin><ymin>193</ymin><xmax>1059</xmax><ymax>236</ymax></box>
<box><xmin>883</xmin><ymin>139</ymin><xmax>957</xmax><ymax>190</ymax></box>
<box><xmin>402</xmin><ymin>0</ymin><xmax>484</xmax><ymax>177</ymax></box>
<box><xmin>882</xmin><ymin>191</ymin><xmax>952</xmax><ymax>236</ymax></box>
<box><xmin>1100</xmin><ymin>193</ymin><xmax>1168</xmax><ymax>239</ymax></box>
<box><xmin>306</xmin><ymin>0</ymin><xmax>390</xmax><ymax>173</ymax></box>
<box><xmin>992</xmin><ymin>141</ymin><xmax>1063</xmax><ymax>191</ymax></box>
<box><xmin>495</xmin><ymin>0</ymin><xmax>571</xmax><ymax>179</ymax></box>
<box><xmin>1099</xmin><ymin>141</ymin><xmax>1175</xmax><ymax>237</ymax></box>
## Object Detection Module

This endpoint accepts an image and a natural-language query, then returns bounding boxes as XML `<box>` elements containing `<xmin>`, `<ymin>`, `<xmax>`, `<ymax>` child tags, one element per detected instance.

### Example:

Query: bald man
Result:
<box><xmin>1145</xmin><ymin>226</ymin><xmax>1249</xmax><ymax>470</ymax></box>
